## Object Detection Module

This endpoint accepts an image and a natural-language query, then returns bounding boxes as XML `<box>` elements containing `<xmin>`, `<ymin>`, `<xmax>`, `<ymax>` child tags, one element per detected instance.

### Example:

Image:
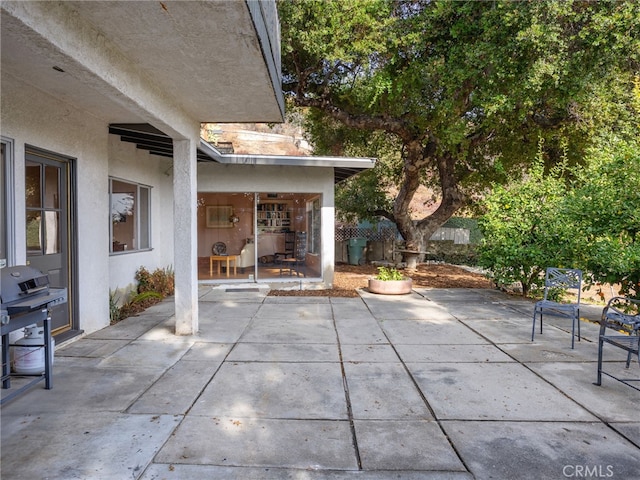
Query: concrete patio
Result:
<box><xmin>2</xmin><ymin>286</ymin><xmax>639</xmax><ymax>479</ymax></box>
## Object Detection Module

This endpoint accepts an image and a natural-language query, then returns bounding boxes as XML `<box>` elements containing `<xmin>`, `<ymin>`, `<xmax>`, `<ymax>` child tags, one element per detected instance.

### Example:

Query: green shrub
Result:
<box><xmin>109</xmin><ymin>290</ymin><xmax>121</xmax><ymax>324</ymax></box>
<box><xmin>477</xmin><ymin>148</ymin><xmax>572</xmax><ymax>296</ymax></box>
<box><xmin>563</xmin><ymin>138</ymin><xmax>640</xmax><ymax>300</ymax></box>
<box><xmin>478</xmin><ymin>136</ymin><xmax>640</xmax><ymax>300</ymax></box>
<box><xmin>375</xmin><ymin>266</ymin><xmax>404</xmax><ymax>281</ymax></box>
<box><xmin>136</xmin><ymin>265</ymin><xmax>175</xmax><ymax>296</ymax></box>
<box><xmin>110</xmin><ymin>265</ymin><xmax>175</xmax><ymax>324</ymax></box>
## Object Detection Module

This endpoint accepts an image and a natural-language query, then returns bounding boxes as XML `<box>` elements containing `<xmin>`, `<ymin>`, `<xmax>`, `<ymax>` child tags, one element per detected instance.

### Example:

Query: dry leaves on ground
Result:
<box><xmin>268</xmin><ymin>263</ymin><xmax>493</xmax><ymax>297</ymax></box>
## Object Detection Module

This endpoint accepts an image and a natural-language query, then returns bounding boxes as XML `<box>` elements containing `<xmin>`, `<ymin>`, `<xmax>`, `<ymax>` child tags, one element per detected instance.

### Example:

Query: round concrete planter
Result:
<box><xmin>368</xmin><ymin>278</ymin><xmax>413</xmax><ymax>295</ymax></box>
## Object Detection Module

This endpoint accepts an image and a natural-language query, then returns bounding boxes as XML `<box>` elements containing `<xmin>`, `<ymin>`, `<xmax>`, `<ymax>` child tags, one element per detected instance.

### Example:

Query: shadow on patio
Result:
<box><xmin>2</xmin><ymin>286</ymin><xmax>639</xmax><ymax>479</ymax></box>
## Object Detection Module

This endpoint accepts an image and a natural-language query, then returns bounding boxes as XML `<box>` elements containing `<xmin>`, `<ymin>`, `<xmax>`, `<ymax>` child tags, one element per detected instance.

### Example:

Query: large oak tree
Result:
<box><xmin>279</xmin><ymin>0</ymin><xmax>639</xmax><ymax>266</ymax></box>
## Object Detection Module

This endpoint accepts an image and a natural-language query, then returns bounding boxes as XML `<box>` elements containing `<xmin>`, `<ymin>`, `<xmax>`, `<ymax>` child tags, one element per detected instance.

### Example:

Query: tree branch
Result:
<box><xmin>292</xmin><ymin>95</ymin><xmax>410</xmax><ymax>137</ymax></box>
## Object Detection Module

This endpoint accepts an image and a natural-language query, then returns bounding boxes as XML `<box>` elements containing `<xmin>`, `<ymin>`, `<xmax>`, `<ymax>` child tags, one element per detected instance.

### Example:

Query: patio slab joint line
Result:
<box><xmin>330</xmin><ymin>301</ymin><xmax>363</xmax><ymax>470</ymax></box>
<box><xmin>450</xmin><ymin>308</ymin><xmax>640</xmax><ymax>450</ymax></box>
<box><xmin>358</xmin><ymin>291</ymin><xmax>473</xmax><ymax>475</ymax></box>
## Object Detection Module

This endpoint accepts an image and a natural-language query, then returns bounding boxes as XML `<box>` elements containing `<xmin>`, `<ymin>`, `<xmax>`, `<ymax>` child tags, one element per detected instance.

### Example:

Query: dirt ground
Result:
<box><xmin>269</xmin><ymin>262</ymin><xmax>493</xmax><ymax>297</ymax></box>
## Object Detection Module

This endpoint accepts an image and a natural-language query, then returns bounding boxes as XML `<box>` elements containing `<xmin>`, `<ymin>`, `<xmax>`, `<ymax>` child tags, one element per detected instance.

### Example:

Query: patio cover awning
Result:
<box><xmin>109</xmin><ymin>123</ymin><xmax>375</xmax><ymax>184</ymax></box>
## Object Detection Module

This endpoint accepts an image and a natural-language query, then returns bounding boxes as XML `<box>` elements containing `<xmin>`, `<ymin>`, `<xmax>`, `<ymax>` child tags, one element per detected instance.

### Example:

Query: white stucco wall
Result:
<box><xmin>107</xmin><ymin>135</ymin><xmax>175</xmax><ymax>296</ymax></box>
<box><xmin>1</xmin><ymin>72</ymin><xmax>177</xmax><ymax>336</ymax></box>
<box><xmin>1</xmin><ymin>71</ymin><xmax>109</xmax><ymax>335</ymax></box>
<box><xmin>197</xmin><ymin>162</ymin><xmax>335</xmax><ymax>286</ymax></box>
<box><xmin>3</xmin><ymin>0</ymin><xmax>286</xmax><ymax>340</ymax></box>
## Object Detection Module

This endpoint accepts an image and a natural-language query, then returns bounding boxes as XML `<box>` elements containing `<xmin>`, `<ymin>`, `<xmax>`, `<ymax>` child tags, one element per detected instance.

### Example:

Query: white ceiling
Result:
<box><xmin>1</xmin><ymin>1</ymin><xmax>284</xmax><ymax>126</ymax></box>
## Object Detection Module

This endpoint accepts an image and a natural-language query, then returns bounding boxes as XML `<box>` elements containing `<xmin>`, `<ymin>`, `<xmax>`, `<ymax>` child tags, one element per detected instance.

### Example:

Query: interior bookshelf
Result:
<box><xmin>257</xmin><ymin>202</ymin><xmax>291</xmax><ymax>231</ymax></box>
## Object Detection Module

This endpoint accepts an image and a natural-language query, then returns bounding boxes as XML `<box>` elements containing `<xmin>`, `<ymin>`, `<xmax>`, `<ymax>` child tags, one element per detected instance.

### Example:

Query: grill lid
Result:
<box><xmin>1</xmin><ymin>265</ymin><xmax>51</xmax><ymax>305</ymax></box>
<box><xmin>0</xmin><ymin>265</ymin><xmax>67</xmax><ymax>316</ymax></box>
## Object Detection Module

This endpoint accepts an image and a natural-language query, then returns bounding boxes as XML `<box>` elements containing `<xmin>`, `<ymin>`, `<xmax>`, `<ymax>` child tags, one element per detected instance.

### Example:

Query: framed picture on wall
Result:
<box><xmin>206</xmin><ymin>205</ymin><xmax>234</xmax><ymax>228</ymax></box>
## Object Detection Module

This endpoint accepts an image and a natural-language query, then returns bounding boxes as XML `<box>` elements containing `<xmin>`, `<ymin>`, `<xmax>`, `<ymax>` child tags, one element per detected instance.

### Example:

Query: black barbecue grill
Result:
<box><xmin>1</xmin><ymin>265</ymin><xmax>67</xmax><ymax>404</ymax></box>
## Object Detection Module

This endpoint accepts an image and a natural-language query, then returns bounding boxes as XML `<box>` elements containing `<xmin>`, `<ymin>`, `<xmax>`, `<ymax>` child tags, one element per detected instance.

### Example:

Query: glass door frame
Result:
<box><xmin>255</xmin><ymin>192</ymin><xmax>322</xmax><ymax>282</ymax></box>
<box><xmin>197</xmin><ymin>191</ymin><xmax>323</xmax><ymax>283</ymax></box>
<box><xmin>25</xmin><ymin>146</ymin><xmax>78</xmax><ymax>339</ymax></box>
<box><xmin>1</xmin><ymin>137</ymin><xmax>16</xmax><ymax>269</ymax></box>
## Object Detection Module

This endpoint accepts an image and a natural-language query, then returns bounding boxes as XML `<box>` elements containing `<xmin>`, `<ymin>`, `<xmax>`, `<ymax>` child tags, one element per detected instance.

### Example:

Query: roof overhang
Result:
<box><xmin>109</xmin><ymin>123</ymin><xmax>375</xmax><ymax>184</ymax></box>
<box><xmin>1</xmin><ymin>1</ymin><xmax>284</xmax><ymax>125</ymax></box>
<box><xmin>198</xmin><ymin>140</ymin><xmax>375</xmax><ymax>184</ymax></box>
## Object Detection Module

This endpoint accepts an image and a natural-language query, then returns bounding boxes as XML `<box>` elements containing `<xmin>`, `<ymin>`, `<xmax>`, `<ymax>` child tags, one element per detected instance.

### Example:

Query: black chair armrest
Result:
<box><xmin>600</xmin><ymin>297</ymin><xmax>640</xmax><ymax>334</ymax></box>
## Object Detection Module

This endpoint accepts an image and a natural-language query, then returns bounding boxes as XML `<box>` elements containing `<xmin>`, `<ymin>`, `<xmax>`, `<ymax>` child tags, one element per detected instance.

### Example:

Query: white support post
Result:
<box><xmin>173</xmin><ymin>138</ymin><xmax>199</xmax><ymax>335</ymax></box>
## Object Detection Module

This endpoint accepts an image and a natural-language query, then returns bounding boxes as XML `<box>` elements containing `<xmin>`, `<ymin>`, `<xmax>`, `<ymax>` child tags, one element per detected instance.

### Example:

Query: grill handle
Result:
<box><xmin>20</xmin><ymin>285</ymin><xmax>48</xmax><ymax>296</ymax></box>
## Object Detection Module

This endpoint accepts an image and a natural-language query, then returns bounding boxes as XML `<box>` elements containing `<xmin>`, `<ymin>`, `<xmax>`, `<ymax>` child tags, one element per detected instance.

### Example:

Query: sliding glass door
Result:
<box><xmin>197</xmin><ymin>192</ymin><xmax>322</xmax><ymax>282</ymax></box>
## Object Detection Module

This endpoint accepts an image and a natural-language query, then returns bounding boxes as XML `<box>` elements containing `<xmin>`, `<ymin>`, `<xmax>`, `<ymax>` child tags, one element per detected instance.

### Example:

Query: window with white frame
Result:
<box><xmin>109</xmin><ymin>178</ymin><xmax>151</xmax><ymax>253</ymax></box>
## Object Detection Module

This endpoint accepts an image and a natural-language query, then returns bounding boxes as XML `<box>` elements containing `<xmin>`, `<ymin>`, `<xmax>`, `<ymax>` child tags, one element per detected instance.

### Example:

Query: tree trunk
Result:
<box><xmin>394</xmin><ymin>148</ymin><xmax>466</xmax><ymax>268</ymax></box>
<box><xmin>292</xmin><ymin>95</ymin><xmax>467</xmax><ymax>270</ymax></box>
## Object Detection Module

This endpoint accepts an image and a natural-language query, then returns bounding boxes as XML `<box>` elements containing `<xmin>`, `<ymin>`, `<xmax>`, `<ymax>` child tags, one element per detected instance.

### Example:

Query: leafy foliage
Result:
<box><xmin>477</xmin><ymin>142</ymin><xmax>571</xmax><ymax>296</ymax></box>
<box><xmin>279</xmin><ymin>0</ymin><xmax>640</xmax><ymax>252</ymax></box>
<box><xmin>109</xmin><ymin>290</ymin><xmax>121</xmax><ymax>324</ymax></box>
<box><xmin>115</xmin><ymin>291</ymin><xmax>163</xmax><ymax>325</ymax></box>
<box><xmin>135</xmin><ymin>265</ymin><xmax>175</xmax><ymax>297</ymax></box>
<box><xmin>478</xmin><ymin>135</ymin><xmax>640</xmax><ymax>299</ymax></box>
<box><xmin>335</xmin><ymin>169</ymin><xmax>394</xmax><ymax>224</ymax></box>
<box><xmin>565</xmin><ymin>137</ymin><xmax>640</xmax><ymax>299</ymax></box>
<box><xmin>110</xmin><ymin>266</ymin><xmax>175</xmax><ymax>324</ymax></box>
<box><xmin>375</xmin><ymin>266</ymin><xmax>405</xmax><ymax>281</ymax></box>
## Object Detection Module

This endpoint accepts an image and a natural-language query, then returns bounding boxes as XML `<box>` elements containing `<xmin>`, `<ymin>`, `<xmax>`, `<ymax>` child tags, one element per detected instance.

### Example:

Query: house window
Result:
<box><xmin>109</xmin><ymin>178</ymin><xmax>151</xmax><ymax>253</ymax></box>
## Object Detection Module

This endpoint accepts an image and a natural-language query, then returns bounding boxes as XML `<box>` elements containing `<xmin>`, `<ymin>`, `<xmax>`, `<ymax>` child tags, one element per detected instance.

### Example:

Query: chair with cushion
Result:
<box><xmin>531</xmin><ymin>267</ymin><xmax>583</xmax><ymax>349</ymax></box>
<box><xmin>236</xmin><ymin>242</ymin><xmax>255</xmax><ymax>272</ymax></box>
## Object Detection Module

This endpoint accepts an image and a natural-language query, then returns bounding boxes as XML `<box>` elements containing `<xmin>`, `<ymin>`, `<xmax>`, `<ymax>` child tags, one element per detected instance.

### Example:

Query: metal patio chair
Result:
<box><xmin>595</xmin><ymin>296</ymin><xmax>640</xmax><ymax>391</ymax></box>
<box><xmin>531</xmin><ymin>268</ymin><xmax>583</xmax><ymax>349</ymax></box>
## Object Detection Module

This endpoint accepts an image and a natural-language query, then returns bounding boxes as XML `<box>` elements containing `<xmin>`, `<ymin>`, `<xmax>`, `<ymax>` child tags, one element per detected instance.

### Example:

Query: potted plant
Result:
<box><xmin>368</xmin><ymin>266</ymin><xmax>413</xmax><ymax>295</ymax></box>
